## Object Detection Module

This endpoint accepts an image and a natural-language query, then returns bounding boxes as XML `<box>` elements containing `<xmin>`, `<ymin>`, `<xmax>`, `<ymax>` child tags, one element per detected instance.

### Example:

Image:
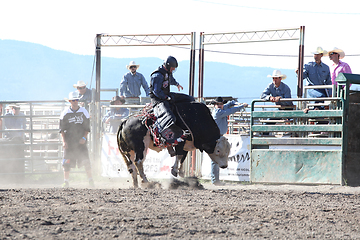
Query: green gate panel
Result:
<box><xmin>251</xmin><ymin>149</ymin><xmax>342</xmax><ymax>184</ymax></box>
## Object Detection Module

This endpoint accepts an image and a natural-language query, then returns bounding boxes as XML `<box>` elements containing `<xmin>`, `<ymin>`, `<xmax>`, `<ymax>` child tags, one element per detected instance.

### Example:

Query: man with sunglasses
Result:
<box><xmin>120</xmin><ymin>61</ymin><xmax>150</xmax><ymax>104</ymax></box>
<box><xmin>73</xmin><ymin>80</ymin><xmax>92</xmax><ymax>111</ymax></box>
<box><xmin>325</xmin><ymin>47</ymin><xmax>352</xmax><ymax>86</ymax></box>
<box><xmin>59</xmin><ymin>92</ymin><xmax>93</xmax><ymax>188</ymax></box>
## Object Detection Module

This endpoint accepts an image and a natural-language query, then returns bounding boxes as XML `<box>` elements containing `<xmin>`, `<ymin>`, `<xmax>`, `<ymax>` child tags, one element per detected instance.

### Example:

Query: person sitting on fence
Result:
<box><xmin>102</xmin><ymin>96</ymin><xmax>129</xmax><ymax>134</ymax></box>
<box><xmin>73</xmin><ymin>80</ymin><xmax>92</xmax><ymax>111</ymax></box>
<box><xmin>261</xmin><ymin>70</ymin><xmax>293</xmax><ymax>108</ymax></box>
<box><xmin>260</xmin><ymin>70</ymin><xmax>293</xmax><ymax>135</ymax></box>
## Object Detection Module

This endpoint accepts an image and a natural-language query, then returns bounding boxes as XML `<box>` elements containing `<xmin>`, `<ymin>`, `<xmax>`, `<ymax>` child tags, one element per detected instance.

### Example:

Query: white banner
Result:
<box><xmin>101</xmin><ymin>134</ymin><xmax>175</xmax><ymax>179</ymax></box>
<box><xmin>201</xmin><ymin>134</ymin><xmax>250</xmax><ymax>182</ymax></box>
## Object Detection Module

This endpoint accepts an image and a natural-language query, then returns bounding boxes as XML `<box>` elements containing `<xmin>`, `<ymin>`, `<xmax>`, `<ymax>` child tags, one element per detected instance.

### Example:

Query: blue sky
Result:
<box><xmin>1</xmin><ymin>0</ymin><xmax>359</xmax><ymax>73</ymax></box>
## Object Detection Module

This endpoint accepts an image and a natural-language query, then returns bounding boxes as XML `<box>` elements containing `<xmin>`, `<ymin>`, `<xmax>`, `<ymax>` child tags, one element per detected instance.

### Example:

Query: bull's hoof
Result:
<box><xmin>178</xmin><ymin>170</ymin><xmax>185</xmax><ymax>178</ymax></box>
<box><xmin>171</xmin><ymin>168</ymin><xmax>178</xmax><ymax>177</ymax></box>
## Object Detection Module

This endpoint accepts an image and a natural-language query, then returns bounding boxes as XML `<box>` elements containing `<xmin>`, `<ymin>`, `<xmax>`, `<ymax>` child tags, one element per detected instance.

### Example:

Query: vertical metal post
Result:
<box><xmin>94</xmin><ymin>34</ymin><xmax>102</xmax><ymax>172</ymax></box>
<box><xmin>297</xmin><ymin>26</ymin><xmax>305</xmax><ymax>98</ymax></box>
<box><xmin>188</xmin><ymin>32</ymin><xmax>196</xmax><ymax>97</ymax></box>
<box><xmin>198</xmin><ymin>32</ymin><xmax>204</xmax><ymax>100</ymax></box>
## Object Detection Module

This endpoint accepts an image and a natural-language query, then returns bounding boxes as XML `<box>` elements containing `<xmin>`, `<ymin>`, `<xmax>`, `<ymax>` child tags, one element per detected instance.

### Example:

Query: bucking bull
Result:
<box><xmin>116</xmin><ymin>101</ymin><xmax>231</xmax><ymax>188</ymax></box>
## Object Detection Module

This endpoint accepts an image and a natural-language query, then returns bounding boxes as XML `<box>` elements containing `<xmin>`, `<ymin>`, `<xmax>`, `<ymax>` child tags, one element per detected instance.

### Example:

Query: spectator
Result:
<box><xmin>2</xmin><ymin>104</ymin><xmax>26</xmax><ymax>183</ymax></box>
<box><xmin>60</xmin><ymin>92</ymin><xmax>93</xmax><ymax>188</ymax></box>
<box><xmin>120</xmin><ymin>61</ymin><xmax>150</xmax><ymax>104</ymax></box>
<box><xmin>325</xmin><ymin>47</ymin><xmax>352</xmax><ymax>86</ymax></box>
<box><xmin>102</xmin><ymin>96</ymin><xmax>129</xmax><ymax>134</ymax></box>
<box><xmin>261</xmin><ymin>70</ymin><xmax>293</xmax><ymax>135</ymax></box>
<box><xmin>211</xmin><ymin>97</ymin><xmax>248</xmax><ymax>186</ymax></box>
<box><xmin>261</xmin><ymin>70</ymin><xmax>293</xmax><ymax>107</ymax></box>
<box><xmin>297</xmin><ymin>46</ymin><xmax>332</xmax><ymax>99</ymax></box>
<box><xmin>3</xmin><ymin>104</ymin><xmax>26</xmax><ymax>140</ymax></box>
<box><xmin>73</xmin><ymin>81</ymin><xmax>92</xmax><ymax>111</ymax></box>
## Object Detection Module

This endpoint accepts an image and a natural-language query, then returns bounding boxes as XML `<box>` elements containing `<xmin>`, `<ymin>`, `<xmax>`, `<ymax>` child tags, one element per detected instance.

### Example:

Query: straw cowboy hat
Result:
<box><xmin>267</xmin><ymin>70</ymin><xmax>287</xmax><ymax>80</ymax></box>
<box><xmin>64</xmin><ymin>91</ymin><xmax>80</xmax><ymax>102</ymax></box>
<box><xmin>126</xmin><ymin>61</ymin><xmax>140</xmax><ymax>70</ymax></box>
<box><xmin>325</xmin><ymin>47</ymin><xmax>345</xmax><ymax>59</ymax></box>
<box><xmin>8</xmin><ymin>104</ymin><xmax>21</xmax><ymax>109</ymax></box>
<box><xmin>311</xmin><ymin>46</ymin><xmax>328</xmax><ymax>55</ymax></box>
<box><xmin>73</xmin><ymin>80</ymin><xmax>87</xmax><ymax>88</ymax></box>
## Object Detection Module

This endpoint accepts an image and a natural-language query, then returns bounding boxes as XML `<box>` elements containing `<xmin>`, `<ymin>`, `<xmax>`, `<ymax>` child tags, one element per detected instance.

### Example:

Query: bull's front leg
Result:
<box><xmin>171</xmin><ymin>155</ymin><xmax>183</xmax><ymax>177</ymax></box>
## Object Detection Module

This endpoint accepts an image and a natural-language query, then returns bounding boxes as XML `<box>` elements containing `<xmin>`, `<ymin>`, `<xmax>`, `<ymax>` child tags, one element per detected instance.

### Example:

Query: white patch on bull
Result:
<box><xmin>207</xmin><ymin>136</ymin><xmax>230</xmax><ymax>168</ymax></box>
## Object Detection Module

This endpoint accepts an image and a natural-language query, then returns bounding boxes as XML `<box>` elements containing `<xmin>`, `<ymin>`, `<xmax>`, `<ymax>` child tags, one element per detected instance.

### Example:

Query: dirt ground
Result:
<box><xmin>1</xmin><ymin>177</ymin><xmax>360</xmax><ymax>239</ymax></box>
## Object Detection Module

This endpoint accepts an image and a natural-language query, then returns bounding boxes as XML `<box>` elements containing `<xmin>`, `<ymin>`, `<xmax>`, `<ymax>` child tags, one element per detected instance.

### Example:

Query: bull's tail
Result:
<box><xmin>116</xmin><ymin>119</ymin><xmax>135</xmax><ymax>174</ymax></box>
<box><xmin>116</xmin><ymin>119</ymin><xmax>130</xmax><ymax>158</ymax></box>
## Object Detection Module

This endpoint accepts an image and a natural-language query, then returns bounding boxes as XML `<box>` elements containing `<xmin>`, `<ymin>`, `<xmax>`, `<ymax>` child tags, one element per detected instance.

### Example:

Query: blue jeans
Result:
<box><xmin>308</xmin><ymin>88</ymin><xmax>331</xmax><ymax>110</ymax></box>
<box><xmin>211</xmin><ymin>160</ymin><xmax>219</xmax><ymax>183</ymax></box>
<box><xmin>308</xmin><ymin>88</ymin><xmax>327</xmax><ymax>98</ymax></box>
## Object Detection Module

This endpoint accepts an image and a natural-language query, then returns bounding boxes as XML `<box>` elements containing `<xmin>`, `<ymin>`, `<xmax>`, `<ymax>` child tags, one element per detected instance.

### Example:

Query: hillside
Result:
<box><xmin>0</xmin><ymin>39</ymin><xmax>297</xmax><ymax>103</ymax></box>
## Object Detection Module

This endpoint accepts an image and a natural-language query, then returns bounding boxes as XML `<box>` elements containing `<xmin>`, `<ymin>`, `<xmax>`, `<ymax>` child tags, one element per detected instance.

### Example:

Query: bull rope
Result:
<box><xmin>174</xmin><ymin>104</ymin><xmax>195</xmax><ymax>144</ymax></box>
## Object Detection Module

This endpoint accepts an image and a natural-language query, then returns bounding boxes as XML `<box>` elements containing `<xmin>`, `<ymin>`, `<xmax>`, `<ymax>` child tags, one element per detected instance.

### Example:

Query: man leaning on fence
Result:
<box><xmin>211</xmin><ymin>97</ymin><xmax>248</xmax><ymax>186</ymax></box>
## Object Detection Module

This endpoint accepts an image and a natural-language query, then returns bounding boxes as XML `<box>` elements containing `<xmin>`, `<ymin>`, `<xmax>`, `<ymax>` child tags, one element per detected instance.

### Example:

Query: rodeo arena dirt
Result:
<box><xmin>1</xmin><ymin>179</ymin><xmax>360</xmax><ymax>239</ymax></box>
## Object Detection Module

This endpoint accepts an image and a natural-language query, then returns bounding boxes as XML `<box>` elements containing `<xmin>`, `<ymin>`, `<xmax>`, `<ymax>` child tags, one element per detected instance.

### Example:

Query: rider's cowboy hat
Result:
<box><xmin>267</xmin><ymin>70</ymin><xmax>287</xmax><ymax>80</ymax></box>
<box><xmin>73</xmin><ymin>80</ymin><xmax>87</xmax><ymax>88</ymax></box>
<box><xmin>324</xmin><ymin>47</ymin><xmax>345</xmax><ymax>59</ymax></box>
<box><xmin>311</xmin><ymin>46</ymin><xmax>328</xmax><ymax>55</ymax></box>
<box><xmin>65</xmin><ymin>91</ymin><xmax>80</xmax><ymax>102</ymax></box>
<box><xmin>126</xmin><ymin>61</ymin><xmax>140</xmax><ymax>70</ymax></box>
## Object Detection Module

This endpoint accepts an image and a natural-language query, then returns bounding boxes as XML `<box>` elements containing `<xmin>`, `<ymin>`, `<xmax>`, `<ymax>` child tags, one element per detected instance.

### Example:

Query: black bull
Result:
<box><xmin>117</xmin><ymin>101</ymin><xmax>231</xmax><ymax>188</ymax></box>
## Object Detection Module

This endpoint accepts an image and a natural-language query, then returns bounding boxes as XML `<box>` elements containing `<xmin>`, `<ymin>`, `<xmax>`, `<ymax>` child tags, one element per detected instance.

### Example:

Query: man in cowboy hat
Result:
<box><xmin>210</xmin><ymin>97</ymin><xmax>248</xmax><ymax>185</ymax></box>
<box><xmin>120</xmin><ymin>61</ymin><xmax>150</xmax><ymax>104</ymax></box>
<box><xmin>325</xmin><ymin>47</ymin><xmax>352</xmax><ymax>86</ymax></box>
<box><xmin>102</xmin><ymin>96</ymin><xmax>129</xmax><ymax>134</ymax></box>
<box><xmin>261</xmin><ymin>70</ymin><xmax>293</xmax><ymax>107</ymax></box>
<box><xmin>261</xmin><ymin>70</ymin><xmax>293</xmax><ymax>135</ymax></box>
<box><xmin>60</xmin><ymin>92</ymin><xmax>94</xmax><ymax>188</ymax></box>
<box><xmin>73</xmin><ymin>80</ymin><xmax>92</xmax><ymax>111</ymax></box>
<box><xmin>296</xmin><ymin>47</ymin><xmax>332</xmax><ymax>99</ymax></box>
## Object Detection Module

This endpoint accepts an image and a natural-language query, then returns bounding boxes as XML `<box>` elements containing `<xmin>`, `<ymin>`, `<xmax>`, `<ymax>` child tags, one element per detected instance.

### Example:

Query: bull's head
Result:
<box><xmin>207</xmin><ymin>136</ymin><xmax>230</xmax><ymax>168</ymax></box>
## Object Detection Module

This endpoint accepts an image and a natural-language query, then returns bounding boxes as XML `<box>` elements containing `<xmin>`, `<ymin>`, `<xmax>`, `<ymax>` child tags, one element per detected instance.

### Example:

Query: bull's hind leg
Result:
<box><xmin>122</xmin><ymin>151</ymin><xmax>139</xmax><ymax>188</ymax></box>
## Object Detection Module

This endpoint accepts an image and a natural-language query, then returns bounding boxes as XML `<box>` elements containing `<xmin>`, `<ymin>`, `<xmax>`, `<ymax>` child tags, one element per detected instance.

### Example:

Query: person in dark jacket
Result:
<box><xmin>149</xmin><ymin>56</ymin><xmax>194</xmax><ymax>155</ymax></box>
